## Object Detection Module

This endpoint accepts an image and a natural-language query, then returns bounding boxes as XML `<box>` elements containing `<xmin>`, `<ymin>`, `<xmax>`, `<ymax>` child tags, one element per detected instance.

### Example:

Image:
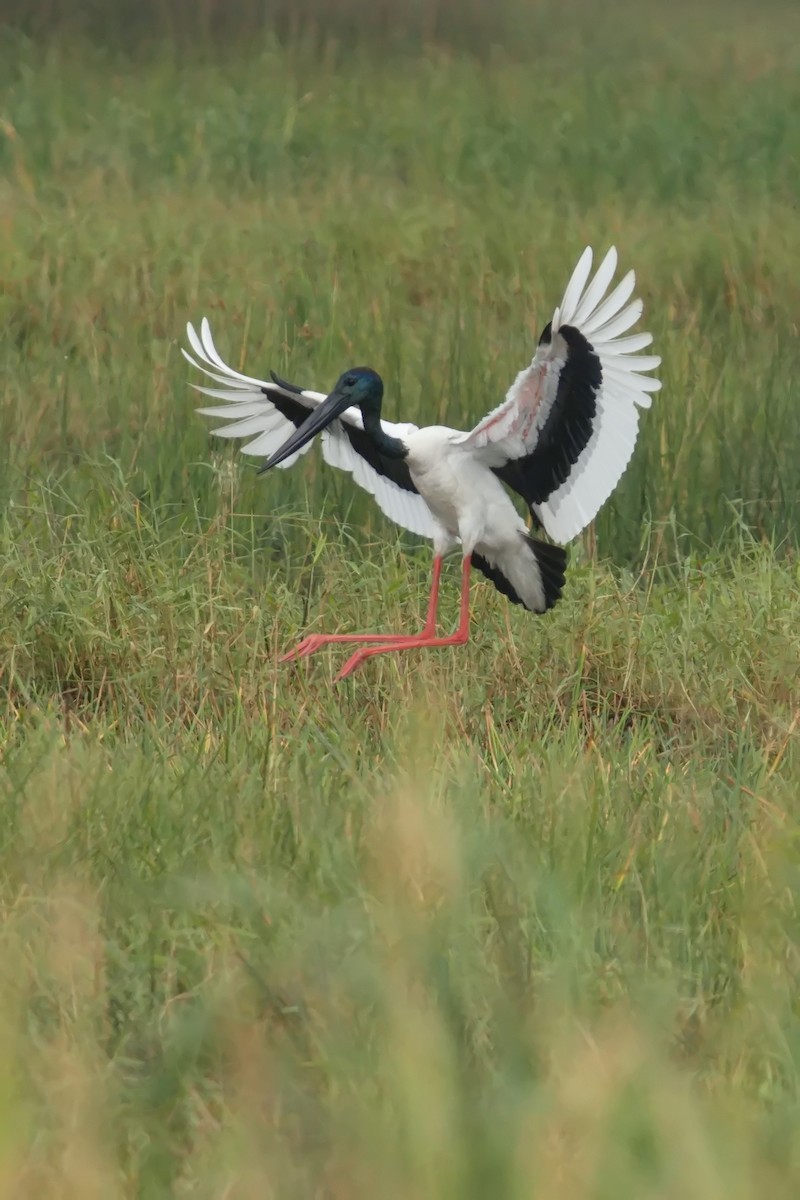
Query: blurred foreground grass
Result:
<box><xmin>1</xmin><ymin>1</ymin><xmax>799</xmax><ymax>1195</ymax></box>
<box><xmin>2</xmin><ymin>503</ymin><xmax>799</xmax><ymax>1197</ymax></box>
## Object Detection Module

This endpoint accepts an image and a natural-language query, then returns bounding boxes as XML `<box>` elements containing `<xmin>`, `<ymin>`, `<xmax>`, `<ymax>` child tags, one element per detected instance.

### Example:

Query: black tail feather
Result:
<box><xmin>472</xmin><ymin>536</ymin><xmax>567</xmax><ymax>614</ymax></box>
<box><xmin>527</xmin><ymin>536</ymin><xmax>567</xmax><ymax>610</ymax></box>
<box><xmin>472</xmin><ymin>552</ymin><xmax>525</xmax><ymax>608</ymax></box>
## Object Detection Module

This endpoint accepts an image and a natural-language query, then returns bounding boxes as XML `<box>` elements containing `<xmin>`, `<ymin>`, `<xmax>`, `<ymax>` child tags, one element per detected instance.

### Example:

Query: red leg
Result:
<box><xmin>335</xmin><ymin>556</ymin><xmax>472</xmax><ymax>681</ymax></box>
<box><xmin>280</xmin><ymin>556</ymin><xmax>443</xmax><ymax>662</ymax></box>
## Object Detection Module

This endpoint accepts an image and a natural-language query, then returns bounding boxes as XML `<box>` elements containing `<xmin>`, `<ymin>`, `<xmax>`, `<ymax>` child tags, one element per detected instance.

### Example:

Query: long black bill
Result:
<box><xmin>258</xmin><ymin>388</ymin><xmax>352</xmax><ymax>474</ymax></box>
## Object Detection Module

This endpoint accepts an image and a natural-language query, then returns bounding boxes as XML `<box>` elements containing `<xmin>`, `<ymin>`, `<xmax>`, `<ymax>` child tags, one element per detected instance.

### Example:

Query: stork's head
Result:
<box><xmin>331</xmin><ymin>367</ymin><xmax>384</xmax><ymax>418</ymax></box>
<box><xmin>259</xmin><ymin>367</ymin><xmax>384</xmax><ymax>473</ymax></box>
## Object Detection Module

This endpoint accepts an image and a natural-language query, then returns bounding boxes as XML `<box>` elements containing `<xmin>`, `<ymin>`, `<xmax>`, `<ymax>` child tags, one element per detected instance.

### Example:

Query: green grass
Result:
<box><xmin>1</xmin><ymin>3</ymin><xmax>799</xmax><ymax>1195</ymax></box>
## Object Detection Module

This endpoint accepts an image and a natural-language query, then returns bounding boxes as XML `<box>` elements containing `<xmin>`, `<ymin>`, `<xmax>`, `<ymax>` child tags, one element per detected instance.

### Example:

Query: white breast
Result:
<box><xmin>405</xmin><ymin>426</ymin><xmax>527</xmax><ymax>551</ymax></box>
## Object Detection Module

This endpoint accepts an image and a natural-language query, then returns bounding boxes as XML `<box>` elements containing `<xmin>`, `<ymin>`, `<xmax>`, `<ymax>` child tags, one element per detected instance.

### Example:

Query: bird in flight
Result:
<box><xmin>184</xmin><ymin>247</ymin><xmax>660</xmax><ymax>680</ymax></box>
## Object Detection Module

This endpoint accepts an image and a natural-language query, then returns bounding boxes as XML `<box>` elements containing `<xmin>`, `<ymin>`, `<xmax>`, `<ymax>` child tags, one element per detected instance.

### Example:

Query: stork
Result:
<box><xmin>184</xmin><ymin>247</ymin><xmax>660</xmax><ymax>680</ymax></box>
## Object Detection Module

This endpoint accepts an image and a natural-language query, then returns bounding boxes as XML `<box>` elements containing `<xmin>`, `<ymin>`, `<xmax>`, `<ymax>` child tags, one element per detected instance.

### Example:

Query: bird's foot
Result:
<box><xmin>280</xmin><ymin>631</ymin><xmax>419</xmax><ymax>663</ymax></box>
<box><xmin>334</xmin><ymin>639</ymin><xmax>421</xmax><ymax>680</ymax></box>
<box><xmin>334</xmin><ymin>631</ymin><xmax>469</xmax><ymax>681</ymax></box>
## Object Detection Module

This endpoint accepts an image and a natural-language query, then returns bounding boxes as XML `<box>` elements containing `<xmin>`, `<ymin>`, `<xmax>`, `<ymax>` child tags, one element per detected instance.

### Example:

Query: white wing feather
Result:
<box><xmin>184</xmin><ymin>319</ymin><xmax>325</xmax><ymax>467</ymax></box>
<box><xmin>461</xmin><ymin>247</ymin><xmax>661</xmax><ymax>543</ymax></box>
<box><xmin>537</xmin><ymin>248</ymin><xmax>660</xmax><ymax>541</ymax></box>
<box><xmin>186</xmin><ymin>319</ymin><xmax>440</xmax><ymax>540</ymax></box>
<box><xmin>320</xmin><ymin>424</ymin><xmax>441</xmax><ymax>540</ymax></box>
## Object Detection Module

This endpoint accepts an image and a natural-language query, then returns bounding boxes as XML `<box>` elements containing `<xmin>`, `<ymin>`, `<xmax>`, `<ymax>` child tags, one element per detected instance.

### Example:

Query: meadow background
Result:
<box><xmin>1</xmin><ymin>0</ymin><xmax>799</xmax><ymax>1194</ymax></box>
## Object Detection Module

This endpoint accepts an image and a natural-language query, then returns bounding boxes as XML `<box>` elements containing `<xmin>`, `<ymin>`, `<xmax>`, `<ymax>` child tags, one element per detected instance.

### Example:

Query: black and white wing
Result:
<box><xmin>184</xmin><ymin>319</ymin><xmax>440</xmax><ymax>540</ymax></box>
<box><xmin>458</xmin><ymin>247</ymin><xmax>661</xmax><ymax>543</ymax></box>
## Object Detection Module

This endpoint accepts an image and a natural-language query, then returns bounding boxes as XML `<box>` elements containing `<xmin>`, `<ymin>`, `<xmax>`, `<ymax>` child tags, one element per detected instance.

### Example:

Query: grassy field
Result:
<box><xmin>1</xmin><ymin>2</ymin><xmax>799</xmax><ymax>1195</ymax></box>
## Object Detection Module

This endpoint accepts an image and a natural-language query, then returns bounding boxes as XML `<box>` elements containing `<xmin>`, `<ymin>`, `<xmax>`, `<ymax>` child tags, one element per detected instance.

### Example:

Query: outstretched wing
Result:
<box><xmin>459</xmin><ymin>247</ymin><xmax>661</xmax><ymax>543</ymax></box>
<box><xmin>184</xmin><ymin>319</ymin><xmax>440</xmax><ymax>540</ymax></box>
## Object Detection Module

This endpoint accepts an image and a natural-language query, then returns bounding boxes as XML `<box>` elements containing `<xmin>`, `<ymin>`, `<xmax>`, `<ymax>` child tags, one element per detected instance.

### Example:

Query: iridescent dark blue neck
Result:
<box><xmin>363</xmin><ymin>410</ymin><xmax>408</xmax><ymax>460</ymax></box>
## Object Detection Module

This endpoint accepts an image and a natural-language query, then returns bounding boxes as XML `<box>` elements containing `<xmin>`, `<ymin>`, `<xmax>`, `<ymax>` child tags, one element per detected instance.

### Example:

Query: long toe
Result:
<box><xmin>283</xmin><ymin>631</ymin><xmax>427</xmax><ymax>664</ymax></box>
<box><xmin>334</xmin><ymin>638</ymin><xmax>420</xmax><ymax>681</ymax></box>
<box><xmin>335</xmin><ymin>650</ymin><xmax>370</xmax><ymax>681</ymax></box>
<box><xmin>279</xmin><ymin>635</ymin><xmax>321</xmax><ymax>663</ymax></box>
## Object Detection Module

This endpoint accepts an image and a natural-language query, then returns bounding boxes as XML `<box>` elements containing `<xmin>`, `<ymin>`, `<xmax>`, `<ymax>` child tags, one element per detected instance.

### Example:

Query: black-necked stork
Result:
<box><xmin>184</xmin><ymin>247</ymin><xmax>660</xmax><ymax>680</ymax></box>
